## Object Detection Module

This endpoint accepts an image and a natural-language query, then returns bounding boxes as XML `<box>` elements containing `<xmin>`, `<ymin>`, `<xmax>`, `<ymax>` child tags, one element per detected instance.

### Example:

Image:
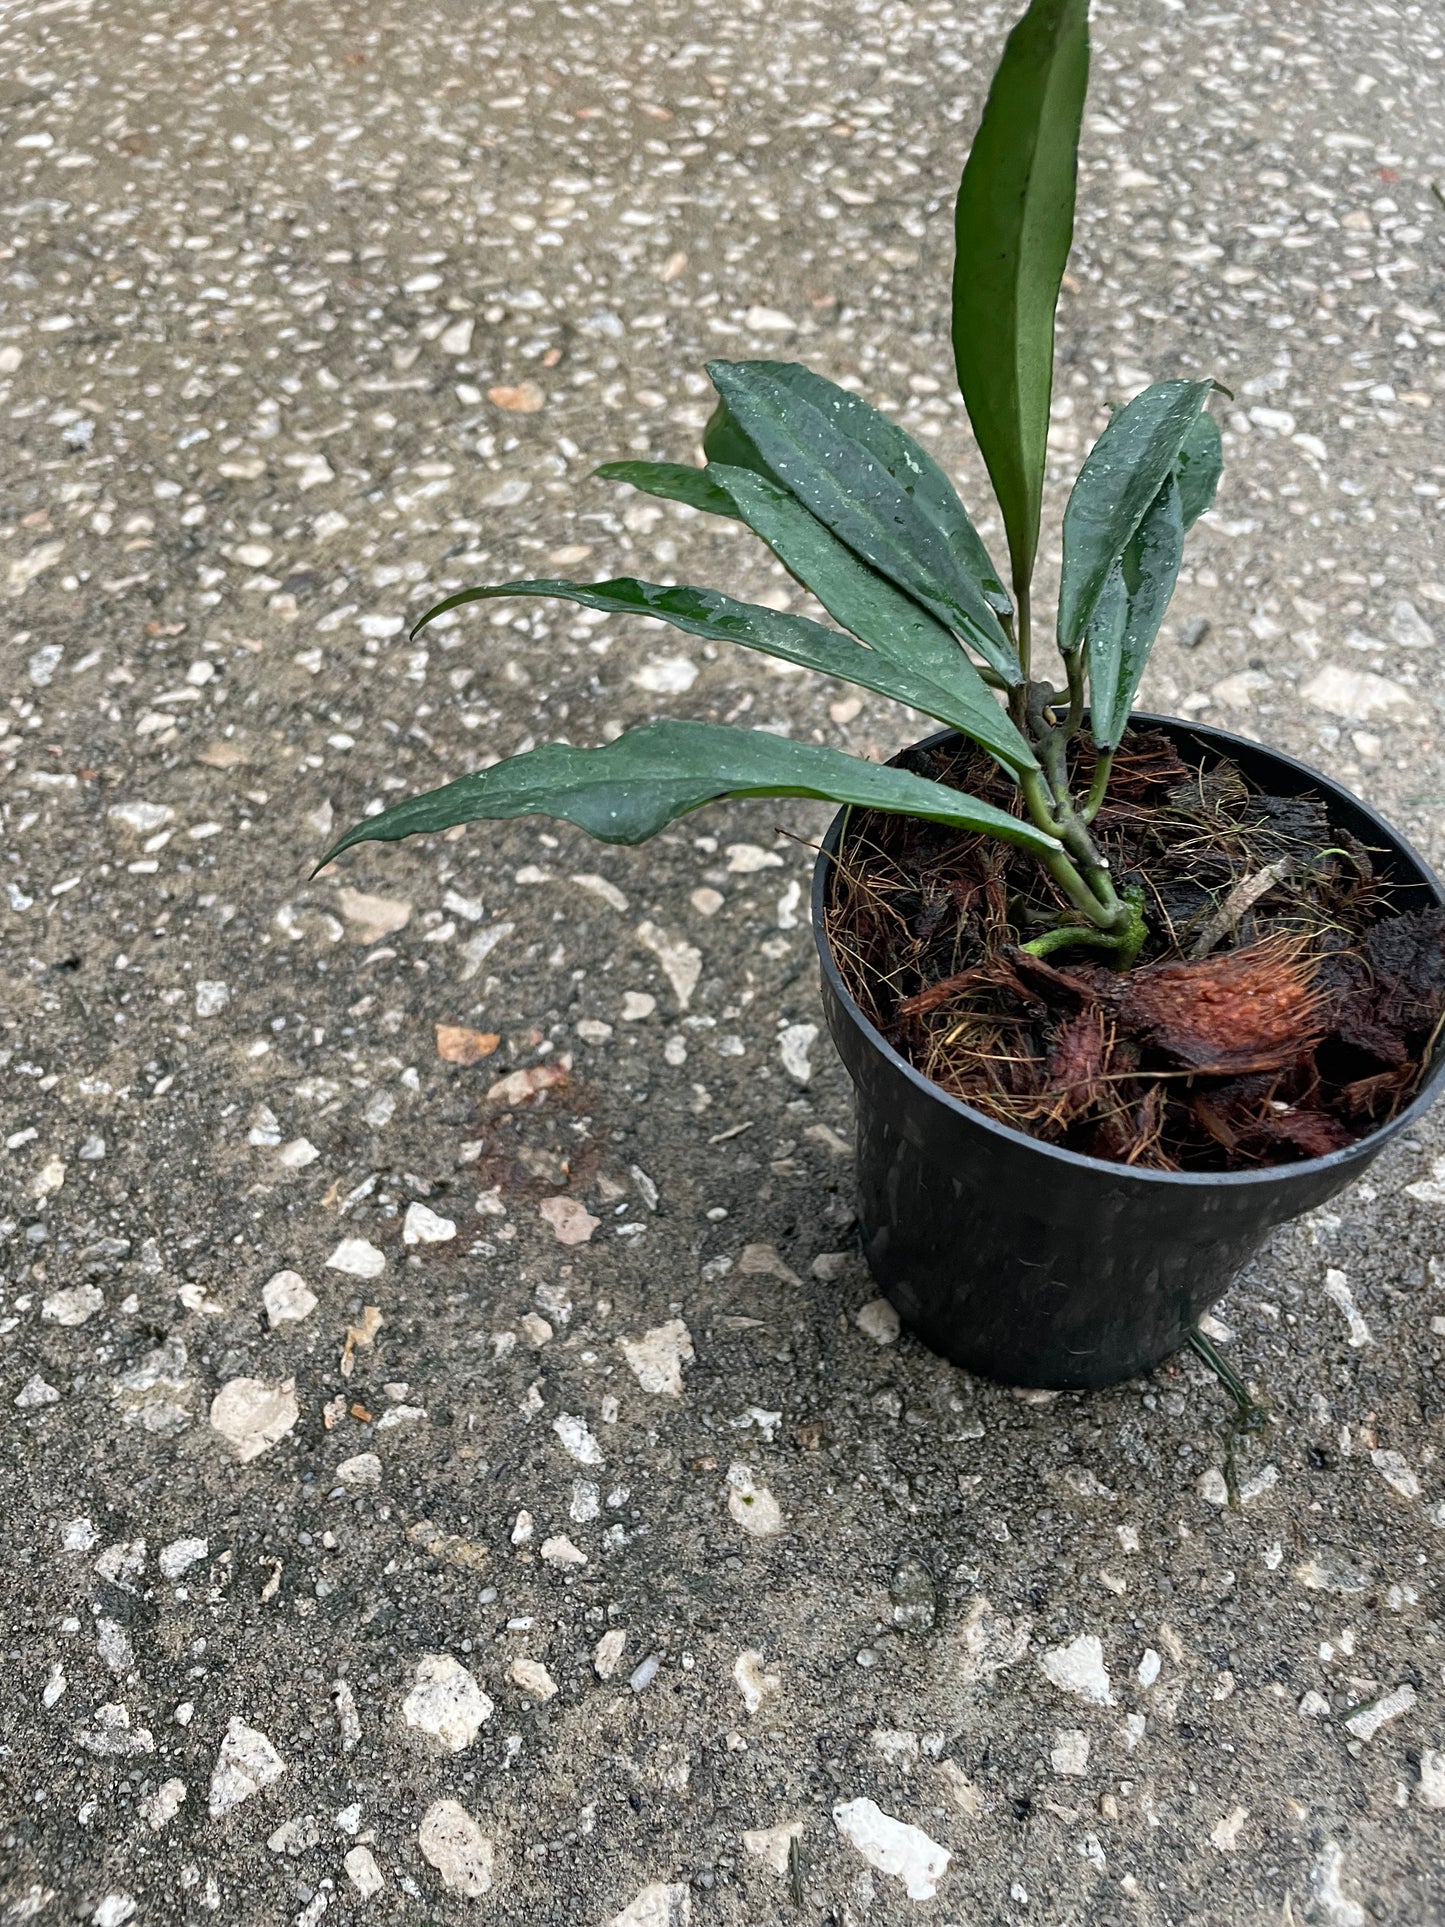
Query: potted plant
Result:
<box><xmin>317</xmin><ymin>0</ymin><xmax>1445</xmax><ymax>1389</ymax></box>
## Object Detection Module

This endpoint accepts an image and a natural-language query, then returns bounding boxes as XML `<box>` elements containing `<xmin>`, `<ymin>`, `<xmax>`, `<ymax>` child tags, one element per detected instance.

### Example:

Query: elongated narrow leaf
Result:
<box><xmin>1086</xmin><ymin>475</ymin><xmax>1185</xmax><ymax>751</ymax></box>
<box><xmin>712</xmin><ymin>361</ymin><xmax>1011</xmax><ymax>617</ymax></box>
<box><xmin>1174</xmin><ymin>409</ymin><xmax>1222</xmax><ymax>530</ymax></box>
<box><xmin>1057</xmin><ymin>378</ymin><xmax>1213</xmax><ymax>653</ymax></box>
<box><xmin>952</xmin><ymin>0</ymin><xmax>1089</xmax><ymax>597</ymax></box>
<box><xmin>593</xmin><ymin>460</ymin><xmax>740</xmax><ymax>521</ymax></box>
<box><xmin>316</xmin><ymin>719</ymin><xmax>1061</xmax><ymax>869</ymax></box>
<box><xmin>411</xmin><ymin>575</ymin><xmax>1036</xmax><ymax>771</ymax></box>
<box><xmin>706</xmin><ymin>359</ymin><xmax>1021</xmax><ymax>686</ymax></box>
<box><xmin>708</xmin><ymin>464</ymin><xmax>1035</xmax><ymax>771</ymax></box>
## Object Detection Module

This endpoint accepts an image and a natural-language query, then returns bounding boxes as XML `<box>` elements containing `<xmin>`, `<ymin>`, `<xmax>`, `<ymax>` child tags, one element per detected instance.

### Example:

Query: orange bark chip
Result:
<box><xmin>436</xmin><ymin>1025</ymin><xmax>501</xmax><ymax>1064</ymax></box>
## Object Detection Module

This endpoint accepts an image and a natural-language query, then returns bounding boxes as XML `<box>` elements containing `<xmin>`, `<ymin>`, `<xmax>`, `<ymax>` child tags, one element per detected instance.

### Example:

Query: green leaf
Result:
<box><xmin>593</xmin><ymin>460</ymin><xmax>740</xmax><ymax>521</ymax></box>
<box><xmin>1174</xmin><ymin>408</ymin><xmax>1222</xmax><ymax>530</ymax></box>
<box><xmin>952</xmin><ymin>0</ymin><xmax>1090</xmax><ymax>597</ymax></box>
<box><xmin>411</xmin><ymin>575</ymin><xmax>1036</xmax><ymax>773</ymax></box>
<box><xmin>1057</xmin><ymin>378</ymin><xmax>1214</xmax><ymax>653</ymax></box>
<box><xmin>316</xmin><ymin>719</ymin><xmax>1062</xmax><ymax>869</ymax></box>
<box><xmin>714</xmin><ymin>360</ymin><xmax>1011</xmax><ymax>617</ymax></box>
<box><xmin>703</xmin><ymin>397</ymin><xmax>771</xmax><ymax>475</ymax></box>
<box><xmin>707</xmin><ymin>463</ymin><xmax>1036</xmax><ymax>771</ymax></box>
<box><xmin>1086</xmin><ymin>475</ymin><xmax>1185</xmax><ymax>751</ymax></box>
<box><xmin>706</xmin><ymin>359</ymin><xmax>1021</xmax><ymax>686</ymax></box>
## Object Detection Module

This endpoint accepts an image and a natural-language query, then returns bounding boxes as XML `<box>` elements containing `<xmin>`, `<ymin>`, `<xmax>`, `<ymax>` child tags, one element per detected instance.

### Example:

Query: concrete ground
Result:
<box><xmin>3</xmin><ymin>0</ymin><xmax>1445</xmax><ymax>1920</ymax></box>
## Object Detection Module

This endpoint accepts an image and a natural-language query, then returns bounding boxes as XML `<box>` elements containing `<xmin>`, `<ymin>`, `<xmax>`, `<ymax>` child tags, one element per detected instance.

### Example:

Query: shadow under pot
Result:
<box><xmin>811</xmin><ymin>713</ymin><xmax>1445</xmax><ymax>1391</ymax></box>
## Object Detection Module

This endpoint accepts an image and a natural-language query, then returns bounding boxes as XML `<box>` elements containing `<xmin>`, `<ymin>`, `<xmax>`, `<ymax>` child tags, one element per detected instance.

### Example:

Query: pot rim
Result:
<box><xmin>811</xmin><ymin>709</ymin><xmax>1445</xmax><ymax>1190</ymax></box>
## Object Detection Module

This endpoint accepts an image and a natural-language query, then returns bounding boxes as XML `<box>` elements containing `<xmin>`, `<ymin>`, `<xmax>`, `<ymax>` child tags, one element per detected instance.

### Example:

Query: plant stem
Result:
<box><xmin>1080</xmin><ymin>750</ymin><xmax>1113</xmax><ymax>825</ymax></box>
<box><xmin>1014</xmin><ymin>580</ymin><xmax>1032</xmax><ymax>680</ymax></box>
<box><xmin>1012</xmin><ymin>671</ymin><xmax>1146</xmax><ymax>963</ymax></box>
<box><xmin>1062</xmin><ymin>648</ymin><xmax>1086</xmax><ymax>739</ymax></box>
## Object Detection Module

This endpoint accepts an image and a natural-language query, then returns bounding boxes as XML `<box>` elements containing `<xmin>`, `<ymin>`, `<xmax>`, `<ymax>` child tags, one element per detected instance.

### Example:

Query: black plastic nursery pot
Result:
<box><xmin>812</xmin><ymin>712</ymin><xmax>1445</xmax><ymax>1392</ymax></box>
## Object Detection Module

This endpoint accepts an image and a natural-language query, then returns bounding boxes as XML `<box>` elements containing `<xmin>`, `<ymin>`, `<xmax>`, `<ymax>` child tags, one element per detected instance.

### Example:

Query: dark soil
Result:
<box><xmin>825</xmin><ymin>728</ymin><xmax>1445</xmax><ymax>1171</ymax></box>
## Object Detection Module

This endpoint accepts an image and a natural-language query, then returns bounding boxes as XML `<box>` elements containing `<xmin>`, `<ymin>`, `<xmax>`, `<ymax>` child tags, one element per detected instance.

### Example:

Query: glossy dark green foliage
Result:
<box><xmin>1057</xmin><ymin>378</ymin><xmax>1214</xmax><ymax>654</ymax></box>
<box><xmin>323</xmin><ymin>0</ymin><xmax>1228</xmax><ymax>967</ymax></box>
<box><xmin>706</xmin><ymin>360</ymin><xmax>1021</xmax><ymax>685</ymax></box>
<box><xmin>706</xmin><ymin>362</ymin><xmax>1011</xmax><ymax>617</ymax></box>
<box><xmin>952</xmin><ymin>0</ymin><xmax>1089</xmax><ymax>597</ymax></box>
<box><xmin>705</xmin><ymin>463</ymin><xmax>1034</xmax><ymax>771</ymax></box>
<box><xmin>412</xmin><ymin>572</ymin><xmax>1035</xmax><ymax>771</ymax></box>
<box><xmin>315</xmin><ymin>719</ymin><xmax>1061</xmax><ymax>870</ymax></box>
<box><xmin>1175</xmin><ymin>410</ymin><xmax>1224</xmax><ymax>530</ymax></box>
<box><xmin>592</xmin><ymin>460</ymin><xmax>740</xmax><ymax>520</ymax></box>
<box><xmin>1085</xmin><ymin>476</ymin><xmax>1185</xmax><ymax>752</ymax></box>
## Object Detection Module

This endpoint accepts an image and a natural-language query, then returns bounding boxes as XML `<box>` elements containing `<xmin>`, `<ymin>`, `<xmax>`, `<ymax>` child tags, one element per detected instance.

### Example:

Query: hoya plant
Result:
<box><xmin>319</xmin><ymin>0</ymin><xmax>1221</xmax><ymax>967</ymax></box>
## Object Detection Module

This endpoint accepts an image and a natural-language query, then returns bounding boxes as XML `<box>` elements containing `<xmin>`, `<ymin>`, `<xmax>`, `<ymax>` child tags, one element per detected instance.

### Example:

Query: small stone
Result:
<box><xmin>572</xmin><ymin>872</ymin><xmax>630</xmax><ymax>912</ymax></box>
<box><xmin>1197</xmin><ymin>1468</ymin><xmax>1229</xmax><ymax>1506</ymax></box>
<box><xmin>1301</xmin><ymin>665</ymin><xmax>1415</xmax><ymax>722</ymax></box>
<box><xmin>1370</xmin><ymin>1448</ymin><xmax>1421</xmax><ymax>1500</ymax></box>
<box><xmin>209</xmin><ymin>1378</ymin><xmax>299</xmax><ymax>1463</ymax></box>
<box><xmin>1211</xmin><ymin>1805</ymin><xmax>1249</xmax><ymax>1852</ymax></box>
<box><xmin>403</xmin><ymin>1202</ymin><xmax>456</xmax><ymax>1245</ymax></box>
<box><xmin>488</xmin><ymin>380</ymin><xmax>545</xmax><ymax>413</ymax></box>
<box><xmin>635</xmin><ymin>921</ymin><xmax>702</xmax><ymax>1010</ymax></box>
<box><xmin>344</xmin><ymin>1845</ymin><xmax>384</xmax><ymax>1898</ymax></box>
<box><xmin>194</xmin><ymin>981</ymin><xmax>230</xmax><ymax>1017</ymax></box>
<box><xmin>777</xmin><ymin>1022</ymin><xmax>818</xmax><ymax>1085</ymax></box>
<box><xmin>95</xmin><ymin>1539</ymin><xmax>146</xmax><ymax>1584</ymax></box>
<box><xmin>402</xmin><ymin>1655</ymin><xmax>494</xmax><ymax>1751</ymax></box>
<box><xmin>1323</xmin><ymin>1269</ymin><xmax>1372</xmax><ymax>1347</ymax></box>
<box><xmin>621</xmin><ymin>992</ymin><xmax>657</xmax><ymax>1021</ymax></box>
<box><xmin>1040</xmin><ymin>1634</ymin><xmax>1115</xmax><ymax>1706</ymax></box>
<box><xmin>594</xmin><ymin>1629</ymin><xmax>627</xmax><ymax>1679</ymax></box>
<box><xmin>856</xmin><ymin>1298</ymin><xmax>900</xmax><ymax>1345</ymax></box>
<box><xmin>267</xmin><ymin>1816</ymin><xmax>320</xmax><ymax>1856</ymax></box>
<box><xmin>16</xmin><ymin>1375</ymin><xmax>59</xmax><ymax>1409</ymax></box>
<box><xmin>1418</xmin><ymin>1750</ymin><xmax>1445</xmax><ymax>1810</ymax></box>
<box><xmin>608</xmin><ymin>1885</ymin><xmax>691</xmax><ymax>1927</ymax></box>
<box><xmin>541</xmin><ymin>1534</ymin><xmax>588</xmax><ymax>1567</ymax></box>
<box><xmin>733</xmin><ymin>1648</ymin><xmax>781</xmax><ymax>1716</ymax></box>
<box><xmin>539</xmin><ymin>1195</ymin><xmax>600</xmax><ymax>1244</ymax></box>
<box><xmin>632</xmin><ymin>655</ymin><xmax>697</xmax><ymax>694</ymax></box>
<box><xmin>327</xmin><ymin>1238</ymin><xmax>386</xmax><ymax>1279</ymax></box>
<box><xmin>725</xmin><ymin>843</ymin><xmax>784</xmax><ymax>873</ymax></box>
<box><xmin>726</xmin><ymin>1463</ymin><xmax>784</xmax><ymax>1538</ymax></box>
<box><xmin>336</xmin><ymin>887</ymin><xmax>413</xmax><ymax>944</ymax></box>
<box><xmin>1344</xmin><ymin>1683</ymin><xmax>1416</xmax><ymax>1742</ymax></box>
<box><xmin>140</xmin><ymin>1779</ymin><xmax>187</xmax><ymax>1832</ymax></box>
<box><xmin>276</xmin><ymin>1138</ymin><xmax>319</xmax><ymax>1169</ymax></box>
<box><xmin>619</xmin><ymin>1319</ymin><xmax>694</xmax><ymax>1396</ymax></box>
<box><xmin>738</xmin><ymin>1243</ymin><xmax>801</xmax><ymax>1286</ymax></box>
<box><xmin>439</xmin><ymin>316</ymin><xmax>474</xmax><ymax>356</ymax></box>
<box><xmin>553</xmin><ymin>1413</ymin><xmax>604</xmax><ymax>1465</ymax></box>
<box><xmin>509</xmin><ymin>1657</ymin><xmax>558</xmax><ymax>1701</ymax></box>
<box><xmin>1051</xmin><ymin>1730</ymin><xmax>1090</xmax><ymax>1776</ymax></box>
<box><xmin>263</xmin><ymin>1271</ymin><xmax>317</xmax><ymax>1327</ymax></box>
<box><xmin>336</xmin><ymin>1452</ymin><xmax>382</xmax><ymax>1490</ymax></box>
<box><xmin>741</xmin><ymin>1819</ymin><xmax>804</xmax><ymax>1875</ymax></box>
<box><xmin>418</xmin><ymin>1797</ymin><xmax>495</xmax><ymax>1896</ymax></box>
<box><xmin>208</xmin><ymin>1718</ymin><xmax>285</xmax><ymax>1816</ymax></box>
<box><xmin>890</xmin><ymin>1558</ymin><xmax>937</xmax><ymax>1634</ymax></box>
<box><xmin>97</xmin><ymin>1620</ymin><xmax>133</xmax><ymax>1673</ymax></box>
<box><xmin>832</xmin><ymin>1798</ymin><xmax>951</xmax><ymax>1901</ymax></box>
<box><xmin>157</xmin><ymin>1537</ymin><xmax>208</xmax><ymax>1580</ymax></box>
<box><xmin>629</xmin><ymin>1655</ymin><xmax>661</xmax><ymax>1694</ymax></box>
<box><xmin>42</xmin><ymin>1284</ymin><xmax>104</xmax><ymax>1327</ymax></box>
